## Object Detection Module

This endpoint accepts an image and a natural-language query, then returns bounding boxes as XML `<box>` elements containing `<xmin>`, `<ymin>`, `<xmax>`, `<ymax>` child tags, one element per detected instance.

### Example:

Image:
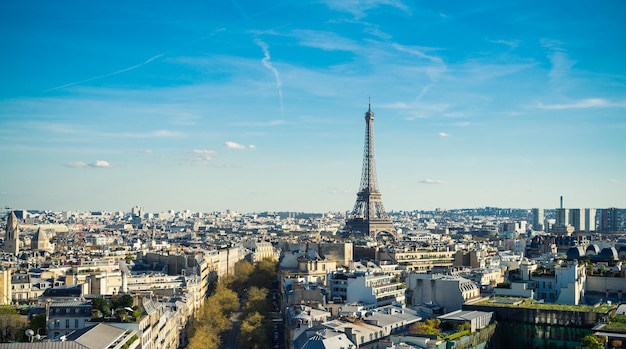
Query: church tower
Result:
<box><xmin>31</xmin><ymin>227</ymin><xmax>50</xmax><ymax>252</ymax></box>
<box><xmin>4</xmin><ymin>211</ymin><xmax>19</xmax><ymax>255</ymax></box>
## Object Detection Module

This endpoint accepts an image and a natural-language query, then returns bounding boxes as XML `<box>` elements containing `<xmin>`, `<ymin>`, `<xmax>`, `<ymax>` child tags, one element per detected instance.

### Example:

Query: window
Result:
<box><xmin>75</xmin><ymin>319</ymin><xmax>79</xmax><ymax>328</ymax></box>
<box><xmin>66</xmin><ymin>319</ymin><xmax>70</xmax><ymax>328</ymax></box>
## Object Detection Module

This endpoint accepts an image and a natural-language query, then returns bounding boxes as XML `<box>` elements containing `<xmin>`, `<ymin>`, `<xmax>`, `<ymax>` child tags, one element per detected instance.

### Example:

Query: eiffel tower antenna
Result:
<box><xmin>344</xmin><ymin>103</ymin><xmax>395</xmax><ymax>240</ymax></box>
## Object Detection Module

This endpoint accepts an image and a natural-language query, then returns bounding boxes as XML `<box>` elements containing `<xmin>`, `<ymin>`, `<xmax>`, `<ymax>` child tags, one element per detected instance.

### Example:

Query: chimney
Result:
<box><xmin>345</xmin><ymin>327</ymin><xmax>354</xmax><ymax>342</ymax></box>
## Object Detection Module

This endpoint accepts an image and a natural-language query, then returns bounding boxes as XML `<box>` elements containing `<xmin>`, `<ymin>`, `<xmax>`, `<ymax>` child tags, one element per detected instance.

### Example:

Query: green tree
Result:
<box><xmin>231</xmin><ymin>260</ymin><xmax>255</xmax><ymax>292</ymax></box>
<box><xmin>187</xmin><ymin>323</ymin><xmax>220</xmax><ymax>349</ymax></box>
<box><xmin>112</xmin><ymin>294</ymin><xmax>134</xmax><ymax>309</ymax></box>
<box><xmin>0</xmin><ymin>306</ymin><xmax>27</xmax><ymax>342</ymax></box>
<box><xmin>91</xmin><ymin>297</ymin><xmax>111</xmax><ymax>318</ymax></box>
<box><xmin>115</xmin><ymin>309</ymin><xmax>129</xmax><ymax>321</ymax></box>
<box><xmin>581</xmin><ymin>334</ymin><xmax>605</xmax><ymax>349</ymax></box>
<box><xmin>132</xmin><ymin>308</ymin><xmax>143</xmax><ymax>322</ymax></box>
<box><xmin>199</xmin><ymin>301</ymin><xmax>231</xmax><ymax>333</ymax></box>
<box><xmin>28</xmin><ymin>313</ymin><xmax>47</xmax><ymax>336</ymax></box>
<box><xmin>241</xmin><ymin>311</ymin><xmax>268</xmax><ymax>349</ymax></box>
<box><xmin>243</xmin><ymin>286</ymin><xmax>269</xmax><ymax>318</ymax></box>
<box><xmin>249</xmin><ymin>257</ymin><xmax>277</xmax><ymax>289</ymax></box>
<box><xmin>212</xmin><ymin>283</ymin><xmax>239</xmax><ymax>315</ymax></box>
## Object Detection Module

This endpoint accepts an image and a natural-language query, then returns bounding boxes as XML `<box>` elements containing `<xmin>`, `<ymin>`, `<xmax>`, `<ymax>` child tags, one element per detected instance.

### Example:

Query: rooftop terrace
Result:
<box><xmin>473</xmin><ymin>297</ymin><xmax>615</xmax><ymax>313</ymax></box>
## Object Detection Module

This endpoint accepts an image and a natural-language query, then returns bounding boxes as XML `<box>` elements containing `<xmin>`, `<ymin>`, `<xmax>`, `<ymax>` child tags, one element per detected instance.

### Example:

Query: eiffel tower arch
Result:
<box><xmin>343</xmin><ymin>104</ymin><xmax>395</xmax><ymax>240</ymax></box>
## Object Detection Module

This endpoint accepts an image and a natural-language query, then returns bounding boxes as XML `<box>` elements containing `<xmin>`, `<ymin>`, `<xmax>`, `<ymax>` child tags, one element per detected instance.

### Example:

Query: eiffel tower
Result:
<box><xmin>343</xmin><ymin>104</ymin><xmax>395</xmax><ymax>239</ymax></box>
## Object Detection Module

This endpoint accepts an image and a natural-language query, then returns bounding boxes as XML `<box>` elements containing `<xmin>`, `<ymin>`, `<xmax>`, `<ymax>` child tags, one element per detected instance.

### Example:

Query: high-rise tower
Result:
<box><xmin>344</xmin><ymin>105</ymin><xmax>395</xmax><ymax>239</ymax></box>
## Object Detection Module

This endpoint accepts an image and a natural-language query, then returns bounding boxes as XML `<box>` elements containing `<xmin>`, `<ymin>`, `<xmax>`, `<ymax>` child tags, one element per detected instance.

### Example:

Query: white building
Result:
<box><xmin>46</xmin><ymin>301</ymin><xmax>93</xmax><ymax>339</ymax></box>
<box><xmin>327</xmin><ymin>271</ymin><xmax>405</xmax><ymax>307</ymax></box>
<box><xmin>406</xmin><ymin>273</ymin><xmax>480</xmax><ymax>313</ymax></box>
<box><xmin>437</xmin><ymin>310</ymin><xmax>494</xmax><ymax>333</ymax></box>
<box><xmin>515</xmin><ymin>258</ymin><xmax>586</xmax><ymax>305</ymax></box>
<box><xmin>585</xmin><ymin>209</ymin><xmax>597</xmax><ymax>232</ymax></box>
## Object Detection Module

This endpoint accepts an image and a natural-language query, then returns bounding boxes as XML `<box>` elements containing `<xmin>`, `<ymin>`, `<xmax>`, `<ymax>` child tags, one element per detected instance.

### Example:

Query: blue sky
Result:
<box><xmin>1</xmin><ymin>0</ymin><xmax>625</xmax><ymax>213</ymax></box>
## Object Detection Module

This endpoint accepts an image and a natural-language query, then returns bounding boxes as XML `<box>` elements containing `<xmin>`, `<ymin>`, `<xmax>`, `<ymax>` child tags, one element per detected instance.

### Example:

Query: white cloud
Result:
<box><xmin>392</xmin><ymin>43</ymin><xmax>444</xmax><ymax>66</ymax></box>
<box><xmin>322</xmin><ymin>0</ymin><xmax>412</xmax><ymax>18</ymax></box>
<box><xmin>540</xmin><ymin>39</ymin><xmax>576</xmax><ymax>83</ymax></box>
<box><xmin>292</xmin><ymin>30</ymin><xmax>360</xmax><ymax>52</ymax></box>
<box><xmin>90</xmin><ymin>160</ymin><xmax>112</xmax><ymax>168</ymax></box>
<box><xmin>438</xmin><ymin>132</ymin><xmax>450</xmax><ymax>137</ymax></box>
<box><xmin>181</xmin><ymin>149</ymin><xmax>216</xmax><ymax>166</ymax></box>
<box><xmin>489</xmin><ymin>39</ymin><xmax>519</xmax><ymax>50</ymax></box>
<box><xmin>232</xmin><ymin>120</ymin><xmax>286</xmax><ymax>127</ymax></box>
<box><xmin>418</xmin><ymin>179</ymin><xmax>447</xmax><ymax>185</ymax></box>
<box><xmin>113</xmin><ymin>130</ymin><xmax>184</xmax><ymax>138</ymax></box>
<box><xmin>225</xmin><ymin>141</ymin><xmax>246</xmax><ymax>150</ymax></box>
<box><xmin>535</xmin><ymin>98</ymin><xmax>626</xmax><ymax>110</ymax></box>
<box><xmin>548</xmin><ymin>51</ymin><xmax>576</xmax><ymax>81</ymax></box>
<box><xmin>192</xmin><ymin>149</ymin><xmax>215</xmax><ymax>158</ymax></box>
<box><xmin>453</xmin><ymin>121</ymin><xmax>471</xmax><ymax>127</ymax></box>
<box><xmin>65</xmin><ymin>161</ymin><xmax>87</xmax><ymax>168</ymax></box>
<box><xmin>248</xmin><ymin>145</ymin><xmax>256</xmax><ymax>149</ymax></box>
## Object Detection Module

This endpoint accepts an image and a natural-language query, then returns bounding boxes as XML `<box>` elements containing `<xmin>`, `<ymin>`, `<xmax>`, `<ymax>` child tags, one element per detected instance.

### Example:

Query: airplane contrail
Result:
<box><xmin>45</xmin><ymin>53</ymin><xmax>165</xmax><ymax>92</ymax></box>
<box><xmin>255</xmin><ymin>38</ymin><xmax>284</xmax><ymax>115</ymax></box>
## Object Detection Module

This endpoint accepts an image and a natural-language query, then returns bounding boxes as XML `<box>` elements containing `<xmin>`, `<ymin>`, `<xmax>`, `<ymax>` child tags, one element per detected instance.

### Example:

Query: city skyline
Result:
<box><xmin>1</xmin><ymin>1</ymin><xmax>625</xmax><ymax>213</ymax></box>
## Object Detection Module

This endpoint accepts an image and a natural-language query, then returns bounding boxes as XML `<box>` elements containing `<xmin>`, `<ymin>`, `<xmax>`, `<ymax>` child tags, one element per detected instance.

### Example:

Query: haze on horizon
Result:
<box><xmin>1</xmin><ymin>1</ymin><xmax>625</xmax><ymax>214</ymax></box>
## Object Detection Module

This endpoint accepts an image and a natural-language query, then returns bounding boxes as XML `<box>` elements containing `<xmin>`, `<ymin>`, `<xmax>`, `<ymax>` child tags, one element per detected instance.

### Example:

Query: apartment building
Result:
<box><xmin>406</xmin><ymin>273</ymin><xmax>480</xmax><ymax>313</ymax></box>
<box><xmin>377</xmin><ymin>246</ymin><xmax>455</xmax><ymax>272</ymax></box>
<box><xmin>327</xmin><ymin>271</ymin><xmax>405</xmax><ymax>307</ymax></box>
<box><xmin>46</xmin><ymin>300</ymin><xmax>93</xmax><ymax>339</ymax></box>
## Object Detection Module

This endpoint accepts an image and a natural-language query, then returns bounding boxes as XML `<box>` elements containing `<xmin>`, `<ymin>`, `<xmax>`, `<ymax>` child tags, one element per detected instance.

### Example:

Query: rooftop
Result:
<box><xmin>473</xmin><ymin>297</ymin><xmax>615</xmax><ymax>313</ymax></box>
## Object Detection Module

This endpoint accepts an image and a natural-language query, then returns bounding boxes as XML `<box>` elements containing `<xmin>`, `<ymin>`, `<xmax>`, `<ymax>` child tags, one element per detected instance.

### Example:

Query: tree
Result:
<box><xmin>581</xmin><ymin>334</ymin><xmax>605</xmax><ymax>349</ymax></box>
<box><xmin>112</xmin><ymin>294</ymin><xmax>134</xmax><ymax>309</ymax></box>
<box><xmin>187</xmin><ymin>323</ymin><xmax>220</xmax><ymax>349</ymax></box>
<box><xmin>249</xmin><ymin>257</ymin><xmax>277</xmax><ymax>289</ymax></box>
<box><xmin>0</xmin><ymin>306</ymin><xmax>27</xmax><ymax>342</ymax></box>
<box><xmin>91</xmin><ymin>297</ymin><xmax>111</xmax><ymax>318</ymax></box>
<box><xmin>234</xmin><ymin>261</ymin><xmax>254</xmax><ymax>289</ymax></box>
<box><xmin>198</xmin><ymin>301</ymin><xmax>231</xmax><ymax>333</ymax></box>
<box><xmin>212</xmin><ymin>283</ymin><xmax>239</xmax><ymax>315</ymax></box>
<box><xmin>115</xmin><ymin>309</ymin><xmax>129</xmax><ymax>322</ymax></box>
<box><xmin>28</xmin><ymin>313</ymin><xmax>46</xmax><ymax>336</ymax></box>
<box><xmin>243</xmin><ymin>286</ymin><xmax>270</xmax><ymax>318</ymax></box>
<box><xmin>240</xmin><ymin>312</ymin><xmax>268</xmax><ymax>349</ymax></box>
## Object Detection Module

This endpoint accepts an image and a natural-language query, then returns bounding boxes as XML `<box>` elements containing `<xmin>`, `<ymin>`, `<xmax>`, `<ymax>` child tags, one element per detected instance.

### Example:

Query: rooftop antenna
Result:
<box><xmin>368</xmin><ymin>97</ymin><xmax>371</xmax><ymax>111</ymax></box>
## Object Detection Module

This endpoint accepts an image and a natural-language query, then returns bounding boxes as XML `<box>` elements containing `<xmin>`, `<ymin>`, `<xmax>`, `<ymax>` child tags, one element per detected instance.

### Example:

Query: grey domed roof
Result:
<box><xmin>566</xmin><ymin>246</ymin><xmax>585</xmax><ymax>260</ymax></box>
